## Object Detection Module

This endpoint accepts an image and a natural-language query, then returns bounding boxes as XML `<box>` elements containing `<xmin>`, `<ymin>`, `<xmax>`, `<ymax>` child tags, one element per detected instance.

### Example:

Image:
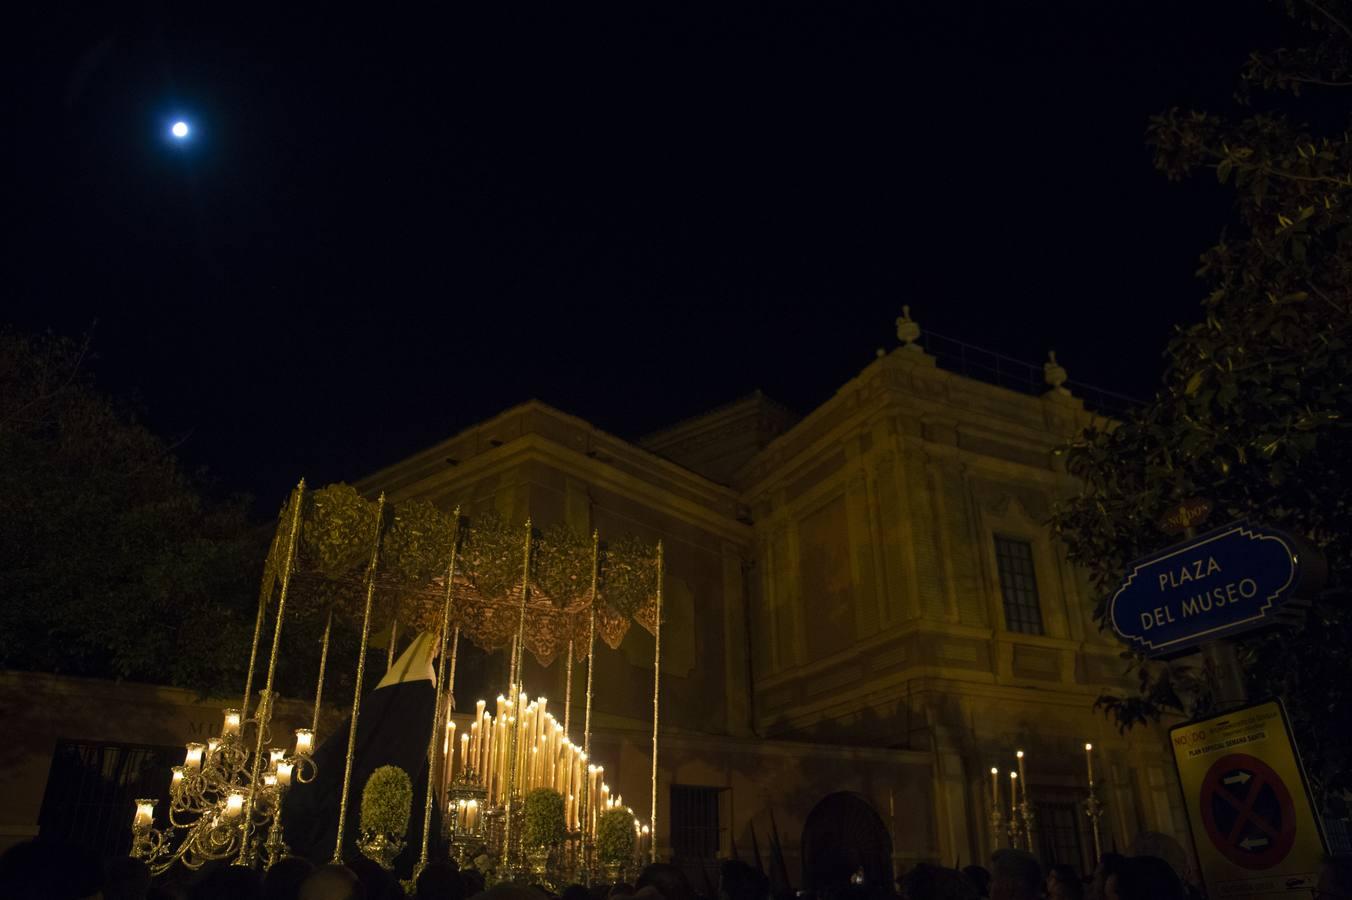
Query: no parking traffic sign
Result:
<box><xmin>1199</xmin><ymin>754</ymin><xmax>1296</xmax><ymax>870</ymax></box>
<box><xmin>1170</xmin><ymin>701</ymin><xmax>1327</xmax><ymax>900</ymax></box>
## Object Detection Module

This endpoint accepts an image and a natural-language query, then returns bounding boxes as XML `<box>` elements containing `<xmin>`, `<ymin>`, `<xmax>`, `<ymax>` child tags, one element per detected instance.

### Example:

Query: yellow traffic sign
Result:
<box><xmin>1170</xmin><ymin>701</ymin><xmax>1327</xmax><ymax>900</ymax></box>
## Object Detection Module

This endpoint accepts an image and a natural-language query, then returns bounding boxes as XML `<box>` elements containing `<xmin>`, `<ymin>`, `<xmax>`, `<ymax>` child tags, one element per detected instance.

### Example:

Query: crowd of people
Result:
<box><xmin>0</xmin><ymin>835</ymin><xmax>1348</xmax><ymax>900</ymax></box>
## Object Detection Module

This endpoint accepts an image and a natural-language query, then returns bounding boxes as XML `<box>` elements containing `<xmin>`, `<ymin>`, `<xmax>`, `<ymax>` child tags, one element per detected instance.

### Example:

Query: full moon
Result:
<box><xmin>171</xmin><ymin>121</ymin><xmax>189</xmax><ymax>139</ymax></box>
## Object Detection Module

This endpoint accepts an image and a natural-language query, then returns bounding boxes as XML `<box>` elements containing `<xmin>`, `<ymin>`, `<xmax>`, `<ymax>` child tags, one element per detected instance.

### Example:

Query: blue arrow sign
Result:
<box><xmin>1109</xmin><ymin>521</ymin><xmax>1313</xmax><ymax>657</ymax></box>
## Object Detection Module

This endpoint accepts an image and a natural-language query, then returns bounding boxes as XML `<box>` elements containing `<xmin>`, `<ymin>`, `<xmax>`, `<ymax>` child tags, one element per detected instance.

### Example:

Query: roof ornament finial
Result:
<box><xmin>895</xmin><ymin>305</ymin><xmax>921</xmax><ymax>351</ymax></box>
<box><xmin>1044</xmin><ymin>350</ymin><xmax>1070</xmax><ymax>394</ymax></box>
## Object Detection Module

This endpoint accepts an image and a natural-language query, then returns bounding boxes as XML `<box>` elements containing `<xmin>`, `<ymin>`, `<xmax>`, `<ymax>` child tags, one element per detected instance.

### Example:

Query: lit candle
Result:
<box><xmin>466</xmin><ymin>799</ymin><xmax>479</xmax><ymax>831</ymax></box>
<box><xmin>1085</xmin><ymin>743</ymin><xmax>1095</xmax><ymax>785</ymax></box>
<box><xmin>276</xmin><ymin>761</ymin><xmax>293</xmax><ymax>787</ymax></box>
<box><xmin>484</xmin><ymin>717</ymin><xmax>495</xmax><ymax>780</ymax></box>
<box><xmin>133</xmin><ymin>799</ymin><xmax>156</xmax><ymax>827</ymax></box>
<box><xmin>222</xmin><ymin>709</ymin><xmax>241</xmax><ymax>737</ymax></box>
<box><xmin>446</xmin><ymin>720</ymin><xmax>456</xmax><ymax>760</ymax></box>
<box><xmin>1009</xmin><ymin>772</ymin><xmax>1018</xmax><ymax>820</ymax></box>
<box><xmin>225</xmin><ymin>792</ymin><xmax>245</xmax><ymax>818</ymax></box>
<box><xmin>185</xmin><ymin>743</ymin><xmax>205</xmax><ymax>770</ymax></box>
<box><xmin>460</xmin><ymin>733</ymin><xmax>470</xmax><ymax>779</ymax></box>
<box><xmin>171</xmin><ymin>766</ymin><xmax>185</xmax><ymax>791</ymax></box>
<box><xmin>269</xmin><ymin>748</ymin><xmax>286</xmax><ymax>772</ymax></box>
<box><xmin>990</xmin><ymin>767</ymin><xmax>999</xmax><ymax>808</ymax></box>
<box><xmin>1016</xmin><ymin>750</ymin><xmax>1029</xmax><ymax>805</ymax></box>
<box><xmin>294</xmin><ymin>728</ymin><xmax>314</xmax><ymax>756</ymax></box>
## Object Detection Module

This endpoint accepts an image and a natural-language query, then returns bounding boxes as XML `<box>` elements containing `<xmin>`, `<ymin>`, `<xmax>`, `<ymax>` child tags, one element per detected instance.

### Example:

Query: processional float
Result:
<box><xmin>131</xmin><ymin>481</ymin><xmax>664</xmax><ymax>884</ymax></box>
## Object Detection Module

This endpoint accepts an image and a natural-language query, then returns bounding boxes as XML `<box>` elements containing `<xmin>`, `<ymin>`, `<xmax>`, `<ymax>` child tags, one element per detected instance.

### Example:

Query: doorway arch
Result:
<box><xmin>801</xmin><ymin>791</ymin><xmax>893</xmax><ymax>892</ymax></box>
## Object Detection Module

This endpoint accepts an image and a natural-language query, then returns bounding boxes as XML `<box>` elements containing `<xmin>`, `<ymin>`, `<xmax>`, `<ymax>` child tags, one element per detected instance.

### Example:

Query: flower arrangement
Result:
<box><xmin>597</xmin><ymin>808</ymin><xmax>636</xmax><ymax>864</ymax></box>
<box><xmin>359</xmin><ymin>764</ymin><xmax>413</xmax><ymax>869</ymax></box>
<box><xmin>522</xmin><ymin>788</ymin><xmax>567</xmax><ymax>848</ymax></box>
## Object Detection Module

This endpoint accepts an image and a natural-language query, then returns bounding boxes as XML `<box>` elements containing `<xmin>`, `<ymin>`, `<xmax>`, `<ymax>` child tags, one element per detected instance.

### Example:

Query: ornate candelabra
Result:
<box><xmin>1084</xmin><ymin>743</ymin><xmax>1104</xmax><ymax>861</ymax></box>
<box><xmin>988</xmin><ymin>768</ymin><xmax>1005</xmax><ymax>849</ymax></box>
<box><xmin>1015</xmin><ymin>750</ymin><xmax>1036</xmax><ymax>853</ymax></box>
<box><xmin>129</xmin><ymin>695</ymin><xmax>316</xmax><ymax>874</ymax></box>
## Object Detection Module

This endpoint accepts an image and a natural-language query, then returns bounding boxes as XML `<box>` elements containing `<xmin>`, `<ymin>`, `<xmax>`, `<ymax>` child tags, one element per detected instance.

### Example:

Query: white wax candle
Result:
<box><xmin>1085</xmin><ymin>743</ymin><xmax>1095</xmax><ymax>784</ymax></box>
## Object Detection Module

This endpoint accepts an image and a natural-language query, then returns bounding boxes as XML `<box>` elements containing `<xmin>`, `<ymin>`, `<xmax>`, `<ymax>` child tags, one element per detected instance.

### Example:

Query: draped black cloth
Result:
<box><xmin>283</xmin><ymin>641</ymin><xmax>443</xmax><ymax>878</ymax></box>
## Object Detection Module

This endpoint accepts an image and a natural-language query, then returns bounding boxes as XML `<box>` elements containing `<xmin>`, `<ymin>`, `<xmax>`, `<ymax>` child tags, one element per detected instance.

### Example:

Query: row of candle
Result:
<box><xmin>988</xmin><ymin>743</ymin><xmax>1098</xmax><ymax>811</ymax></box>
<box><xmin>445</xmin><ymin>691</ymin><xmax>635</xmax><ymax>837</ymax></box>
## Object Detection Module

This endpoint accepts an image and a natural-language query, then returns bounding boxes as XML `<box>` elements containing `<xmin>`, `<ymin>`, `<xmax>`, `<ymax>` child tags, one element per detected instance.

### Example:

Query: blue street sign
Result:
<box><xmin>1109</xmin><ymin>521</ymin><xmax>1318</xmax><ymax>657</ymax></box>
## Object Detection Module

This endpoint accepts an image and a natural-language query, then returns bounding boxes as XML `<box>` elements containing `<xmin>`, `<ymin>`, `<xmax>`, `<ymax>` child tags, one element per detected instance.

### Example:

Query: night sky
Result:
<box><xmin>6</xmin><ymin>3</ymin><xmax>1280</xmax><ymax>506</ymax></box>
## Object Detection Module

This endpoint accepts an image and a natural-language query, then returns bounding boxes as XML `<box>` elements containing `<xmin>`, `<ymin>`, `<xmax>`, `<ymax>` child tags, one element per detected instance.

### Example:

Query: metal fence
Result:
<box><xmin>919</xmin><ymin>330</ymin><xmax>1142</xmax><ymax>420</ymax></box>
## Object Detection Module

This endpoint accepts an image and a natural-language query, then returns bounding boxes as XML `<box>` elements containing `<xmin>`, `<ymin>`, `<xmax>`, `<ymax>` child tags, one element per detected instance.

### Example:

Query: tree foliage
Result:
<box><xmin>0</xmin><ymin>329</ymin><xmax>270</xmax><ymax>696</ymax></box>
<box><xmin>1050</xmin><ymin>1</ymin><xmax>1352</xmax><ymax>812</ymax></box>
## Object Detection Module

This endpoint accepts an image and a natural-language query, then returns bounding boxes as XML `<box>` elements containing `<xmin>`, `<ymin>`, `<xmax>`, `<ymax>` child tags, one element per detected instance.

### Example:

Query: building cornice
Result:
<box><xmin>364</xmin><ymin>427</ymin><xmax>753</xmax><ymax>546</ymax></box>
<box><xmin>737</xmin><ymin>350</ymin><xmax>1097</xmax><ymax>501</ymax></box>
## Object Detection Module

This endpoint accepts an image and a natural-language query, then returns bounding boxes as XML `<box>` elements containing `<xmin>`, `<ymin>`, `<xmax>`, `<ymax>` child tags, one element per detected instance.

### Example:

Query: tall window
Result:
<box><xmin>995</xmin><ymin>536</ymin><xmax>1044</xmax><ymax>635</ymax></box>
<box><xmin>670</xmin><ymin>785</ymin><xmax>722</xmax><ymax>860</ymax></box>
<box><xmin>1035</xmin><ymin>799</ymin><xmax>1090</xmax><ymax>873</ymax></box>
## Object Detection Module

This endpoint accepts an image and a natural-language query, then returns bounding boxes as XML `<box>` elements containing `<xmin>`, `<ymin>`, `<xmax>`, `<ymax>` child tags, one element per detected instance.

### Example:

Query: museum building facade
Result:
<box><xmin>0</xmin><ymin>326</ymin><xmax>1191</xmax><ymax>886</ymax></box>
<box><xmin>347</xmin><ymin>332</ymin><xmax>1190</xmax><ymax>884</ymax></box>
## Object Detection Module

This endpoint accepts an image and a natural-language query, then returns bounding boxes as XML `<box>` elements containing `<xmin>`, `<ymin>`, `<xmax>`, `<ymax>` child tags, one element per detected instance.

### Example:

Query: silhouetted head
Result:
<box><xmin>345</xmin><ymin>856</ymin><xmax>395</xmax><ymax>900</ymax></box>
<box><xmin>415</xmin><ymin>861</ymin><xmax>463</xmax><ymax>900</ymax></box>
<box><xmin>1046</xmin><ymin>865</ymin><xmax>1083</xmax><ymax>900</ymax></box>
<box><xmin>990</xmin><ymin>850</ymin><xmax>1041</xmax><ymax>900</ymax></box>
<box><xmin>299</xmin><ymin>864</ymin><xmax>365</xmax><ymax>900</ymax></box>
<box><xmin>961</xmin><ymin>866</ymin><xmax>991</xmax><ymax>899</ymax></box>
<box><xmin>638</xmin><ymin>863</ymin><xmax>696</xmax><ymax>900</ymax></box>
<box><xmin>265</xmin><ymin>856</ymin><xmax>317</xmax><ymax>900</ymax></box>
<box><xmin>1108</xmin><ymin>856</ymin><xmax>1183</xmax><ymax>900</ymax></box>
